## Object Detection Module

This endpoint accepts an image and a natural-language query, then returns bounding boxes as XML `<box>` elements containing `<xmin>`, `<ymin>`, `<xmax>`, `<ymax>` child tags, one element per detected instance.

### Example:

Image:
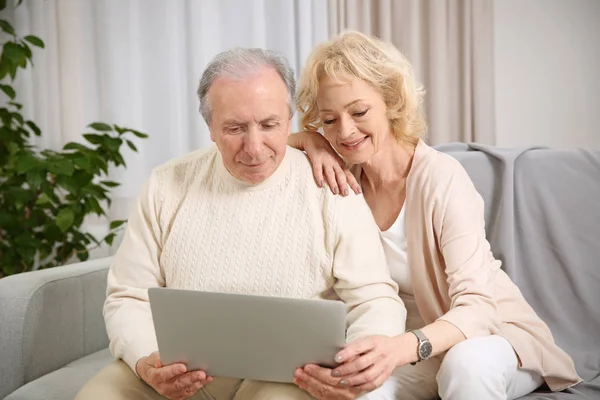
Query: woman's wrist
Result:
<box><xmin>288</xmin><ymin>131</ymin><xmax>307</xmax><ymax>151</ymax></box>
<box><xmin>393</xmin><ymin>332</ymin><xmax>419</xmax><ymax>367</ymax></box>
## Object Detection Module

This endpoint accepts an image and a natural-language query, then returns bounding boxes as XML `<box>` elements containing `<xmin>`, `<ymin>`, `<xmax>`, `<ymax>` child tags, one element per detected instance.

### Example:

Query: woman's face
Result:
<box><xmin>316</xmin><ymin>76</ymin><xmax>392</xmax><ymax>164</ymax></box>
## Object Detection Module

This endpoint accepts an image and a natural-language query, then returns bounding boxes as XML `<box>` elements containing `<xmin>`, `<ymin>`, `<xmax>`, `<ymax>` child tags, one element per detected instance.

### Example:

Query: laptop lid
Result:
<box><xmin>148</xmin><ymin>287</ymin><xmax>347</xmax><ymax>383</ymax></box>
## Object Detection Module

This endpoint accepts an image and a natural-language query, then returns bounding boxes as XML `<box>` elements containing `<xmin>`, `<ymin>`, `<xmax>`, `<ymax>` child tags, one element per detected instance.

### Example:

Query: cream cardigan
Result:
<box><xmin>360</xmin><ymin>140</ymin><xmax>581</xmax><ymax>391</ymax></box>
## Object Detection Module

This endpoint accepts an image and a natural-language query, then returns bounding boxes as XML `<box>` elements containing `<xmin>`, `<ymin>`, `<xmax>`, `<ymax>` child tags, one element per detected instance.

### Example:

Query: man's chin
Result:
<box><xmin>241</xmin><ymin>168</ymin><xmax>274</xmax><ymax>184</ymax></box>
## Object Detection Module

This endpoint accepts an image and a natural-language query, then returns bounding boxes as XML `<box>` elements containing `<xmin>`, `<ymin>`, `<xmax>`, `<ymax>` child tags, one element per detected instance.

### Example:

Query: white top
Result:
<box><xmin>379</xmin><ymin>205</ymin><xmax>412</xmax><ymax>294</ymax></box>
<box><xmin>379</xmin><ymin>206</ymin><xmax>426</xmax><ymax>329</ymax></box>
<box><xmin>104</xmin><ymin>146</ymin><xmax>406</xmax><ymax>372</ymax></box>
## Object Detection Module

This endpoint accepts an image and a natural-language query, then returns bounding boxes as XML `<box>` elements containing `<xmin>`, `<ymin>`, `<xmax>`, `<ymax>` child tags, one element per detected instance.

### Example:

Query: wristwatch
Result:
<box><xmin>407</xmin><ymin>329</ymin><xmax>432</xmax><ymax>365</ymax></box>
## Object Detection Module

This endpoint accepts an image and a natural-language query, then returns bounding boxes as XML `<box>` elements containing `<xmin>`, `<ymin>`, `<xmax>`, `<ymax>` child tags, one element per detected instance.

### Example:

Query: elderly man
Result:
<box><xmin>75</xmin><ymin>48</ymin><xmax>406</xmax><ymax>400</ymax></box>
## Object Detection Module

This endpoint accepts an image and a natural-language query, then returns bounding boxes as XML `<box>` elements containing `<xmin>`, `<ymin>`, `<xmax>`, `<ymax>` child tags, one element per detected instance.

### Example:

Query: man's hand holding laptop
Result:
<box><xmin>136</xmin><ymin>351</ymin><xmax>213</xmax><ymax>400</ymax></box>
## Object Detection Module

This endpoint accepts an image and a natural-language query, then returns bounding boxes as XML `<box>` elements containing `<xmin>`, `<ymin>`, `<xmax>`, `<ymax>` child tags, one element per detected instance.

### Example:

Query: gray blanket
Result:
<box><xmin>436</xmin><ymin>143</ymin><xmax>600</xmax><ymax>399</ymax></box>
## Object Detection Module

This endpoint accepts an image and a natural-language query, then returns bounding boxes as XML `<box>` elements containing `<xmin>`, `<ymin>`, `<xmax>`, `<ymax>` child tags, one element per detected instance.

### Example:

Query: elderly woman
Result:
<box><xmin>290</xmin><ymin>30</ymin><xmax>580</xmax><ymax>400</ymax></box>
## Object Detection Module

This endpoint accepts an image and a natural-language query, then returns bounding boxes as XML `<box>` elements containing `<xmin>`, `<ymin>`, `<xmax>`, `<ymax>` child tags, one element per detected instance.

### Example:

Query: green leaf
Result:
<box><xmin>88</xmin><ymin>122</ymin><xmax>112</xmax><ymax>131</ymax></box>
<box><xmin>26</xmin><ymin>168</ymin><xmax>46</xmax><ymax>189</ymax></box>
<box><xmin>76</xmin><ymin>250</ymin><xmax>89</xmax><ymax>262</ymax></box>
<box><xmin>21</xmin><ymin>42</ymin><xmax>32</xmax><ymax>59</ymax></box>
<box><xmin>8</xmin><ymin>64</ymin><xmax>17</xmax><ymax>80</ymax></box>
<box><xmin>72</xmin><ymin>170</ymin><xmax>94</xmax><ymax>187</ymax></box>
<box><xmin>24</xmin><ymin>35</ymin><xmax>44</xmax><ymax>48</ymax></box>
<box><xmin>11</xmin><ymin>111</ymin><xmax>23</xmax><ymax>125</ymax></box>
<box><xmin>83</xmin><ymin>133</ymin><xmax>104</xmax><ymax>145</ymax></box>
<box><xmin>8</xmin><ymin>101</ymin><xmax>22</xmax><ymax>109</ymax></box>
<box><xmin>109</xmin><ymin>220</ymin><xmax>127</xmax><ymax>230</ymax></box>
<box><xmin>0</xmin><ymin>84</ymin><xmax>16</xmax><ymax>99</ymax></box>
<box><xmin>104</xmin><ymin>233</ymin><xmax>116</xmax><ymax>246</ymax></box>
<box><xmin>131</xmin><ymin>130</ymin><xmax>149</xmax><ymax>139</ymax></box>
<box><xmin>100</xmin><ymin>180</ymin><xmax>120</xmax><ymax>187</ymax></box>
<box><xmin>56</xmin><ymin>208</ymin><xmax>75</xmax><ymax>232</ymax></box>
<box><xmin>87</xmin><ymin>197</ymin><xmax>104</xmax><ymax>216</ymax></box>
<box><xmin>35</xmin><ymin>192</ymin><xmax>51</xmax><ymax>205</ymax></box>
<box><xmin>68</xmin><ymin>153</ymin><xmax>93</xmax><ymax>172</ymax></box>
<box><xmin>3</xmin><ymin>42</ymin><xmax>25</xmax><ymax>63</ymax></box>
<box><xmin>55</xmin><ymin>174</ymin><xmax>79</xmax><ymax>195</ymax></box>
<box><xmin>43</xmin><ymin>222</ymin><xmax>63</xmax><ymax>241</ymax></box>
<box><xmin>0</xmin><ymin>63</ymin><xmax>8</xmax><ymax>80</ymax></box>
<box><xmin>47</xmin><ymin>159</ymin><xmax>75</xmax><ymax>176</ymax></box>
<box><xmin>92</xmin><ymin>155</ymin><xmax>109</xmax><ymax>174</ymax></box>
<box><xmin>0</xmin><ymin>20</ymin><xmax>16</xmax><ymax>36</ymax></box>
<box><xmin>113</xmin><ymin>152</ymin><xmax>126</xmax><ymax>167</ymax></box>
<box><xmin>63</xmin><ymin>142</ymin><xmax>91</xmax><ymax>152</ymax></box>
<box><xmin>105</xmin><ymin>137</ymin><xmax>122</xmax><ymax>152</ymax></box>
<box><xmin>16</xmin><ymin>153</ymin><xmax>37</xmax><ymax>173</ymax></box>
<box><xmin>25</xmin><ymin>120</ymin><xmax>41</xmax><ymax>136</ymax></box>
<box><xmin>85</xmin><ymin>232</ymin><xmax>100</xmax><ymax>245</ymax></box>
<box><xmin>82</xmin><ymin>184</ymin><xmax>107</xmax><ymax>199</ymax></box>
<box><xmin>126</xmin><ymin>140</ymin><xmax>138</xmax><ymax>152</ymax></box>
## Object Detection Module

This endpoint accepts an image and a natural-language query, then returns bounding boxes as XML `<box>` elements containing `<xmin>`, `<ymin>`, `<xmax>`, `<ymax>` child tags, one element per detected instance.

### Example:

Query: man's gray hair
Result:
<box><xmin>197</xmin><ymin>48</ymin><xmax>296</xmax><ymax>125</ymax></box>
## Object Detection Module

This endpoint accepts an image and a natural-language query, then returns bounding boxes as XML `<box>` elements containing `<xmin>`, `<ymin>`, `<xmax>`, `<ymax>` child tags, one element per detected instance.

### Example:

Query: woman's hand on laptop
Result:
<box><xmin>136</xmin><ymin>351</ymin><xmax>214</xmax><ymax>400</ymax></box>
<box><xmin>327</xmin><ymin>335</ymin><xmax>406</xmax><ymax>392</ymax></box>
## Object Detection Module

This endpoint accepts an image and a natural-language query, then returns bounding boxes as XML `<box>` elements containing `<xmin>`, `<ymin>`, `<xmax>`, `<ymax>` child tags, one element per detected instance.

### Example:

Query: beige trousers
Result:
<box><xmin>75</xmin><ymin>360</ymin><xmax>314</xmax><ymax>400</ymax></box>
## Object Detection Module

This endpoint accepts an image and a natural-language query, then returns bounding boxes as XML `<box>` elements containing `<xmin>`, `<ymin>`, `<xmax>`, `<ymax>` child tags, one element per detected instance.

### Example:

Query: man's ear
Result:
<box><xmin>209</xmin><ymin>128</ymin><xmax>215</xmax><ymax>143</ymax></box>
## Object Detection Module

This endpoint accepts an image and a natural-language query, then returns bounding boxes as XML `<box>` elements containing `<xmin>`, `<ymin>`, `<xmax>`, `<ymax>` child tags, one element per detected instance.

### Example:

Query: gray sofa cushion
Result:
<box><xmin>5</xmin><ymin>348</ymin><xmax>113</xmax><ymax>400</ymax></box>
<box><xmin>0</xmin><ymin>259</ymin><xmax>110</xmax><ymax>398</ymax></box>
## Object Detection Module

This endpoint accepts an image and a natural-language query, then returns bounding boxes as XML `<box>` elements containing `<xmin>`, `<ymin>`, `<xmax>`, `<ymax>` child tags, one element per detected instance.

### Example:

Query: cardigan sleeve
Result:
<box><xmin>434</xmin><ymin>162</ymin><xmax>502</xmax><ymax>339</ymax></box>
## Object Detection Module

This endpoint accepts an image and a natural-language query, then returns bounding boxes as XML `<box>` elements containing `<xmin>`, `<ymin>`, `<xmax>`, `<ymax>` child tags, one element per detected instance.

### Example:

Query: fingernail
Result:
<box><xmin>321</xmin><ymin>180</ymin><xmax>325</xmax><ymax>187</ymax></box>
<box><xmin>333</xmin><ymin>187</ymin><xmax>339</xmax><ymax>194</ymax></box>
<box><xmin>343</xmin><ymin>189</ymin><xmax>349</xmax><ymax>196</ymax></box>
<box><xmin>335</xmin><ymin>355</ymin><xmax>343</xmax><ymax>363</ymax></box>
<box><xmin>340</xmin><ymin>379</ymin><xmax>349</xmax><ymax>387</ymax></box>
<box><xmin>357</xmin><ymin>186</ymin><xmax>362</xmax><ymax>194</ymax></box>
<box><xmin>331</xmin><ymin>370</ymin><xmax>341</xmax><ymax>377</ymax></box>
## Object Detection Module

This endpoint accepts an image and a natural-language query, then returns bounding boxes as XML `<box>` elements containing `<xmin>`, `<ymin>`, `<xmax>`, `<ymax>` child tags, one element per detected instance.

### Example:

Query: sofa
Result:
<box><xmin>1</xmin><ymin>143</ymin><xmax>599</xmax><ymax>399</ymax></box>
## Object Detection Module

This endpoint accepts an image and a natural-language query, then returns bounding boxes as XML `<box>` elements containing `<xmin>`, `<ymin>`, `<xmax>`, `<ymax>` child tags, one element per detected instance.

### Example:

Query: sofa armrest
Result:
<box><xmin>0</xmin><ymin>257</ymin><xmax>112</xmax><ymax>399</ymax></box>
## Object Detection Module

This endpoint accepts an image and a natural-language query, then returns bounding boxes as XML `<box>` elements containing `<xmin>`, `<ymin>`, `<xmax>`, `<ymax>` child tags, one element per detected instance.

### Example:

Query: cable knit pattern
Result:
<box><xmin>104</xmin><ymin>146</ymin><xmax>406</xmax><ymax>373</ymax></box>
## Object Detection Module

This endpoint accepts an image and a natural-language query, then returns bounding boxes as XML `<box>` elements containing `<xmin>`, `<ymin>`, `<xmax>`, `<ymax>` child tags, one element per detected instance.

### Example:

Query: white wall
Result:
<box><xmin>494</xmin><ymin>0</ymin><xmax>600</xmax><ymax>149</ymax></box>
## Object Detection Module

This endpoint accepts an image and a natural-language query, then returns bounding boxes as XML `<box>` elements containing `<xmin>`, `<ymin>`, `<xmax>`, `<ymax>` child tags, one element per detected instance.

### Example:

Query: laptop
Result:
<box><xmin>148</xmin><ymin>287</ymin><xmax>347</xmax><ymax>383</ymax></box>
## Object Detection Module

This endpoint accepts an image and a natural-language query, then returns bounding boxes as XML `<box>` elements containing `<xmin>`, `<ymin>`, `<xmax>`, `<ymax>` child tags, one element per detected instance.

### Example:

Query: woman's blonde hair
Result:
<box><xmin>297</xmin><ymin>30</ymin><xmax>427</xmax><ymax>144</ymax></box>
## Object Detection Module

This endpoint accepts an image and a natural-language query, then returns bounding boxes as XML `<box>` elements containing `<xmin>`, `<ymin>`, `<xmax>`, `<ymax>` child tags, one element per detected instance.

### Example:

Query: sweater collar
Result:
<box><xmin>214</xmin><ymin>147</ymin><xmax>289</xmax><ymax>191</ymax></box>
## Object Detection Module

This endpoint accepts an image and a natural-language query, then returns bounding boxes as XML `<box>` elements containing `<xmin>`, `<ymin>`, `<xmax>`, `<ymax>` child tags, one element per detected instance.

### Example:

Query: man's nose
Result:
<box><xmin>243</xmin><ymin>127</ymin><xmax>262</xmax><ymax>157</ymax></box>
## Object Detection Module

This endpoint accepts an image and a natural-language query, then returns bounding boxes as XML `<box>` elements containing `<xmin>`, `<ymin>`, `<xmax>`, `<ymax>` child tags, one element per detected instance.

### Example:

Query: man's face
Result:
<box><xmin>208</xmin><ymin>68</ymin><xmax>291</xmax><ymax>184</ymax></box>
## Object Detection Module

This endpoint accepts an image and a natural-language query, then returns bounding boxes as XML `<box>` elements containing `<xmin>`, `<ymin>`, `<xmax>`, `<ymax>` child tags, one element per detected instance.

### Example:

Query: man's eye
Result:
<box><xmin>262</xmin><ymin>123</ymin><xmax>278</xmax><ymax>130</ymax></box>
<box><xmin>228</xmin><ymin>127</ymin><xmax>242</xmax><ymax>134</ymax></box>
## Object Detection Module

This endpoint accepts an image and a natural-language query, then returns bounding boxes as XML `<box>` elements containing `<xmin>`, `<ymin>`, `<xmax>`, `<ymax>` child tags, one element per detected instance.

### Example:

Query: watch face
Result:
<box><xmin>419</xmin><ymin>341</ymin><xmax>433</xmax><ymax>359</ymax></box>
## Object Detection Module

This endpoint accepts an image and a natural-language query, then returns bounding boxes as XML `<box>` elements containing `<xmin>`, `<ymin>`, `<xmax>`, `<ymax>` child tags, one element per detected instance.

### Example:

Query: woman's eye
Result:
<box><xmin>353</xmin><ymin>109</ymin><xmax>369</xmax><ymax>118</ymax></box>
<box><xmin>323</xmin><ymin>119</ymin><xmax>335</xmax><ymax>125</ymax></box>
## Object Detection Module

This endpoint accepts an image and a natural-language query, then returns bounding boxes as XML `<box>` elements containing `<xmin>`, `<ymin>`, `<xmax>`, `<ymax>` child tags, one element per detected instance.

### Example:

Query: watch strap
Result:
<box><xmin>407</xmin><ymin>329</ymin><xmax>429</xmax><ymax>365</ymax></box>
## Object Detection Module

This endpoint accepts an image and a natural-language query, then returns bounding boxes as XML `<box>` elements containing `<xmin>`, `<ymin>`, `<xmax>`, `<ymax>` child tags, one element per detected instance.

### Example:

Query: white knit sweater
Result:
<box><xmin>104</xmin><ymin>146</ymin><xmax>406</xmax><ymax>371</ymax></box>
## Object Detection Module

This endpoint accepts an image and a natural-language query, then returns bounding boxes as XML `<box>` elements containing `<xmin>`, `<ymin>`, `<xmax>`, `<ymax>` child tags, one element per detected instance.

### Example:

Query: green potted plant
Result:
<box><xmin>0</xmin><ymin>1</ymin><xmax>148</xmax><ymax>277</ymax></box>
